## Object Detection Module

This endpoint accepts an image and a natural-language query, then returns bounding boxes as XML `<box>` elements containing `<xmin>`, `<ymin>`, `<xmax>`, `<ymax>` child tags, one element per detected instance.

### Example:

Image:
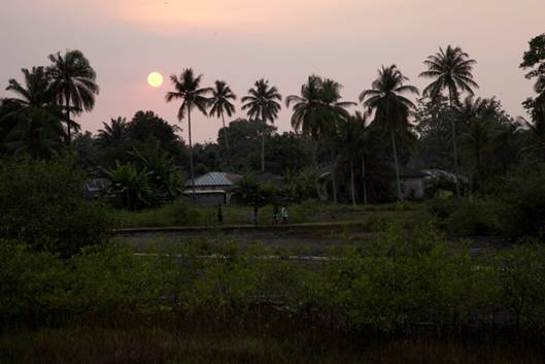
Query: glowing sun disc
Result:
<box><xmin>147</xmin><ymin>72</ymin><xmax>164</xmax><ymax>88</ymax></box>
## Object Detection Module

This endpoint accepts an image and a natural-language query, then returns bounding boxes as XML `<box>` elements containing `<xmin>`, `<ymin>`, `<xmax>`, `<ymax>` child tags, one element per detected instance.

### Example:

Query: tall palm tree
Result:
<box><xmin>419</xmin><ymin>45</ymin><xmax>478</xmax><ymax>196</ymax></box>
<box><xmin>166</xmin><ymin>68</ymin><xmax>212</xmax><ymax>196</ymax></box>
<box><xmin>286</xmin><ymin>75</ymin><xmax>325</xmax><ymax>138</ymax></box>
<box><xmin>3</xmin><ymin>67</ymin><xmax>65</xmax><ymax>159</ymax></box>
<box><xmin>287</xmin><ymin>76</ymin><xmax>354</xmax><ymax>202</ymax></box>
<box><xmin>47</xmin><ymin>50</ymin><xmax>99</xmax><ymax>145</ymax></box>
<box><xmin>458</xmin><ymin>97</ymin><xmax>505</xmax><ymax>192</ymax></box>
<box><xmin>241</xmin><ymin>79</ymin><xmax>282</xmax><ymax>172</ymax></box>
<box><xmin>209</xmin><ymin>80</ymin><xmax>236</xmax><ymax>160</ymax></box>
<box><xmin>360</xmin><ymin>65</ymin><xmax>419</xmax><ymax>201</ymax></box>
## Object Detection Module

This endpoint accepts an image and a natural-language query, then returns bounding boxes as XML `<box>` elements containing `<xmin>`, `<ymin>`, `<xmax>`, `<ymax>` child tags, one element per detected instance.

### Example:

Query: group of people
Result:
<box><xmin>217</xmin><ymin>204</ymin><xmax>289</xmax><ymax>226</ymax></box>
<box><xmin>250</xmin><ymin>205</ymin><xmax>289</xmax><ymax>225</ymax></box>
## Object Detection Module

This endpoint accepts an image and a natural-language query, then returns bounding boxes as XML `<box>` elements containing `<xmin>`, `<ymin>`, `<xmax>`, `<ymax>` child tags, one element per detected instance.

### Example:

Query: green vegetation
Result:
<box><xmin>2</xmin><ymin>223</ymin><xmax>545</xmax><ymax>363</ymax></box>
<box><xmin>0</xmin><ymin>157</ymin><xmax>111</xmax><ymax>256</ymax></box>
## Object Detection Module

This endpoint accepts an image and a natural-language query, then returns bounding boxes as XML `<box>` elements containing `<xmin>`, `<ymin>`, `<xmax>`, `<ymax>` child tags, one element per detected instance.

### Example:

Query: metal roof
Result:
<box><xmin>185</xmin><ymin>172</ymin><xmax>241</xmax><ymax>187</ymax></box>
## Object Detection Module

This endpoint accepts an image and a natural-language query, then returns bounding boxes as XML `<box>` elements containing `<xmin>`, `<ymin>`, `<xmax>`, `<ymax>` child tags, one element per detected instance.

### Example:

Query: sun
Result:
<box><xmin>147</xmin><ymin>72</ymin><xmax>164</xmax><ymax>88</ymax></box>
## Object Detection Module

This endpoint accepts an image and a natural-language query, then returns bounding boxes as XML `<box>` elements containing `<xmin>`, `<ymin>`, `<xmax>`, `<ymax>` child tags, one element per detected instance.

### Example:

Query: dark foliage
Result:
<box><xmin>0</xmin><ymin>157</ymin><xmax>111</xmax><ymax>256</ymax></box>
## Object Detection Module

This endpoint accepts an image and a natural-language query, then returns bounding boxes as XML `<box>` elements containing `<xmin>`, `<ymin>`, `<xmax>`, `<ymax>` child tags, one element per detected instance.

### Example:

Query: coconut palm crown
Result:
<box><xmin>47</xmin><ymin>50</ymin><xmax>99</xmax><ymax>144</ymax></box>
<box><xmin>209</xmin><ymin>80</ymin><xmax>236</xmax><ymax>159</ymax></box>
<box><xmin>419</xmin><ymin>45</ymin><xmax>478</xmax><ymax>104</ymax></box>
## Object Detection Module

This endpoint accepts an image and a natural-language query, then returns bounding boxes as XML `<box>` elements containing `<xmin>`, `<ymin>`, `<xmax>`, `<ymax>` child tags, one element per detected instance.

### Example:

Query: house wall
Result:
<box><xmin>400</xmin><ymin>178</ymin><xmax>425</xmax><ymax>200</ymax></box>
<box><xmin>188</xmin><ymin>193</ymin><xmax>226</xmax><ymax>206</ymax></box>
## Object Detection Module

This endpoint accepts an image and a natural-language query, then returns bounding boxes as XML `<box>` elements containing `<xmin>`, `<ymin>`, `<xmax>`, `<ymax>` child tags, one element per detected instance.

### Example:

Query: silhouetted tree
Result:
<box><xmin>47</xmin><ymin>50</ymin><xmax>99</xmax><ymax>144</ymax></box>
<box><xmin>360</xmin><ymin>65</ymin><xmax>419</xmax><ymax>200</ymax></box>
<box><xmin>97</xmin><ymin>117</ymin><xmax>128</xmax><ymax>148</ymax></box>
<box><xmin>3</xmin><ymin>67</ymin><xmax>65</xmax><ymax>159</ymax></box>
<box><xmin>420</xmin><ymin>46</ymin><xmax>478</xmax><ymax>196</ymax></box>
<box><xmin>209</xmin><ymin>80</ymin><xmax>236</xmax><ymax>161</ymax></box>
<box><xmin>166</xmin><ymin>69</ymin><xmax>212</xmax><ymax>196</ymax></box>
<box><xmin>241</xmin><ymin>79</ymin><xmax>282</xmax><ymax>172</ymax></box>
<box><xmin>287</xmin><ymin>75</ymin><xmax>354</xmax><ymax>202</ymax></box>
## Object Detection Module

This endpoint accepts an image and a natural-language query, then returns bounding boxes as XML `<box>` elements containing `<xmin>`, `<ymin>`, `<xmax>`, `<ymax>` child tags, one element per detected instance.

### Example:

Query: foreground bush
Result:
<box><xmin>0</xmin><ymin>157</ymin><xmax>112</xmax><ymax>256</ymax></box>
<box><xmin>496</xmin><ymin>165</ymin><xmax>545</xmax><ymax>240</ymax></box>
<box><xmin>427</xmin><ymin>163</ymin><xmax>545</xmax><ymax>240</ymax></box>
<box><xmin>2</xmin><ymin>224</ymin><xmax>545</xmax><ymax>335</ymax></box>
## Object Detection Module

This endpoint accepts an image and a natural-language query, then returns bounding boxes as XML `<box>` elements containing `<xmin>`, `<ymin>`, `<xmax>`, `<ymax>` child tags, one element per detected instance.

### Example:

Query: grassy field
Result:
<box><xmin>112</xmin><ymin>201</ymin><xmax>427</xmax><ymax>254</ymax></box>
<box><xmin>114</xmin><ymin>200</ymin><xmax>424</xmax><ymax>229</ymax></box>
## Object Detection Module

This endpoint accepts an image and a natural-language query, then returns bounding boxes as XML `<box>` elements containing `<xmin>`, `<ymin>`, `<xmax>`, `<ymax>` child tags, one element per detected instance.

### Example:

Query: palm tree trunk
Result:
<box><xmin>188</xmin><ymin>109</ymin><xmax>196</xmax><ymax>199</ymax></box>
<box><xmin>221</xmin><ymin>113</ymin><xmax>231</xmax><ymax>168</ymax></box>
<box><xmin>311</xmin><ymin>139</ymin><xmax>327</xmax><ymax>201</ymax></box>
<box><xmin>65</xmin><ymin>93</ymin><xmax>71</xmax><ymax>145</ymax></box>
<box><xmin>391</xmin><ymin>130</ymin><xmax>402</xmax><ymax>201</ymax></box>
<box><xmin>261</xmin><ymin>121</ymin><xmax>265</xmax><ymax>173</ymax></box>
<box><xmin>350</xmin><ymin>159</ymin><xmax>356</xmax><ymax>207</ymax></box>
<box><xmin>476</xmin><ymin>147</ymin><xmax>482</xmax><ymax>193</ymax></box>
<box><xmin>332</xmin><ymin>157</ymin><xmax>338</xmax><ymax>204</ymax></box>
<box><xmin>449</xmin><ymin>93</ymin><xmax>461</xmax><ymax>198</ymax></box>
<box><xmin>361</xmin><ymin>156</ymin><xmax>368</xmax><ymax>205</ymax></box>
<box><xmin>221</xmin><ymin>113</ymin><xmax>230</xmax><ymax>151</ymax></box>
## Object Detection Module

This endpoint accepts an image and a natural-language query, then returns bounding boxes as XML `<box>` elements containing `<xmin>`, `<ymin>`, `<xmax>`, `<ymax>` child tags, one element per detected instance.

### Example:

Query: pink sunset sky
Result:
<box><xmin>1</xmin><ymin>0</ymin><xmax>544</xmax><ymax>143</ymax></box>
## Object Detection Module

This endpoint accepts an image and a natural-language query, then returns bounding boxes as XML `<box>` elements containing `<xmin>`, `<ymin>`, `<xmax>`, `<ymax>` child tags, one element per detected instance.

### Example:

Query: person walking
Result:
<box><xmin>251</xmin><ymin>206</ymin><xmax>259</xmax><ymax>225</ymax></box>
<box><xmin>272</xmin><ymin>205</ymin><xmax>280</xmax><ymax>225</ymax></box>
<box><xmin>280</xmin><ymin>206</ymin><xmax>289</xmax><ymax>224</ymax></box>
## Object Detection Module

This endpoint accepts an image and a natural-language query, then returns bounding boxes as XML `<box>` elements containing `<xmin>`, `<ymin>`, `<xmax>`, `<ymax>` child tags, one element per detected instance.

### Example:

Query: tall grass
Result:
<box><xmin>2</xmin><ymin>322</ymin><xmax>544</xmax><ymax>364</ymax></box>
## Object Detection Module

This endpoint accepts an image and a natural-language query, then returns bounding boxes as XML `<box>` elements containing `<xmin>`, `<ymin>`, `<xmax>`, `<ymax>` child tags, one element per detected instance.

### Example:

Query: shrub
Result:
<box><xmin>445</xmin><ymin>199</ymin><xmax>499</xmax><ymax>236</ymax></box>
<box><xmin>426</xmin><ymin>198</ymin><xmax>456</xmax><ymax>220</ymax></box>
<box><xmin>427</xmin><ymin>198</ymin><xmax>499</xmax><ymax>236</ymax></box>
<box><xmin>496</xmin><ymin>165</ymin><xmax>545</xmax><ymax>240</ymax></box>
<box><xmin>0</xmin><ymin>157</ymin><xmax>112</xmax><ymax>256</ymax></box>
<box><xmin>0</xmin><ymin>241</ymin><xmax>67</xmax><ymax>320</ymax></box>
<box><xmin>3</xmin><ymin>222</ymin><xmax>545</xmax><ymax>334</ymax></box>
<box><xmin>495</xmin><ymin>242</ymin><xmax>545</xmax><ymax>330</ymax></box>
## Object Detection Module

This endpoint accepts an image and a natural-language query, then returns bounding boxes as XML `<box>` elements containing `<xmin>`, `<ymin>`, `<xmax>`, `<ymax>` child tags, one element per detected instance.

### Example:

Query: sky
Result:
<box><xmin>1</xmin><ymin>0</ymin><xmax>544</xmax><ymax>143</ymax></box>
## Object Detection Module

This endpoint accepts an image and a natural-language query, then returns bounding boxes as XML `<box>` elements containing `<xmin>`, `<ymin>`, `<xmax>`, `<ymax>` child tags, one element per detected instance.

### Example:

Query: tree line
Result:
<box><xmin>1</xmin><ymin>34</ymin><xmax>545</xmax><ymax>208</ymax></box>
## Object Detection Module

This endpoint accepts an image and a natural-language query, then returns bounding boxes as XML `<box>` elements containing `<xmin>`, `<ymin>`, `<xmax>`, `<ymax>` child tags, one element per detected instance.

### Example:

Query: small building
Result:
<box><xmin>83</xmin><ymin>178</ymin><xmax>110</xmax><ymax>200</ymax></box>
<box><xmin>399</xmin><ymin>169</ymin><xmax>428</xmax><ymax>200</ymax></box>
<box><xmin>183</xmin><ymin>171</ymin><xmax>242</xmax><ymax>205</ymax></box>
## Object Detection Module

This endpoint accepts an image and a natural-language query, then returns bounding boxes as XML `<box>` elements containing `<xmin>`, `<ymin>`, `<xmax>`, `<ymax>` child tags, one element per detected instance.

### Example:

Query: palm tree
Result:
<box><xmin>241</xmin><ymin>79</ymin><xmax>282</xmax><ymax>172</ymax></box>
<box><xmin>97</xmin><ymin>117</ymin><xmax>128</xmax><ymax>148</ymax></box>
<box><xmin>3</xmin><ymin>67</ymin><xmax>65</xmax><ymax>159</ymax></box>
<box><xmin>336</xmin><ymin>113</ymin><xmax>370</xmax><ymax>206</ymax></box>
<box><xmin>419</xmin><ymin>45</ymin><xmax>478</xmax><ymax>196</ymax></box>
<box><xmin>360</xmin><ymin>65</ymin><xmax>419</xmax><ymax>201</ymax></box>
<box><xmin>458</xmin><ymin>97</ymin><xmax>507</xmax><ymax>192</ymax></box>
<box><xmin>166</xmin><ymin>68</ymin><xmax>212</xmax><ymax>196</ymax></box>
<box><xmin>47</xmin><ymin>50</ymin><xmax>99</xmax><ymax>145</ymax></box>
<box><xmin>288</xmin><ymin>76</ymin><xmax>354</xmax><ymax>137</ymax></box>
<box><xmin>286</xmin><ymin>75</ymin><xmax>324</xmax><ymax>138</ymax></box>
<box><xmin>287</xmin><ymin>76</ymin><xmax>354</xmax><ymax>202</ymax></box>
<box><xmin>209</xmin><ymin>80</ymin><xmax>236</xmax><ymax>160</ymax></box>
